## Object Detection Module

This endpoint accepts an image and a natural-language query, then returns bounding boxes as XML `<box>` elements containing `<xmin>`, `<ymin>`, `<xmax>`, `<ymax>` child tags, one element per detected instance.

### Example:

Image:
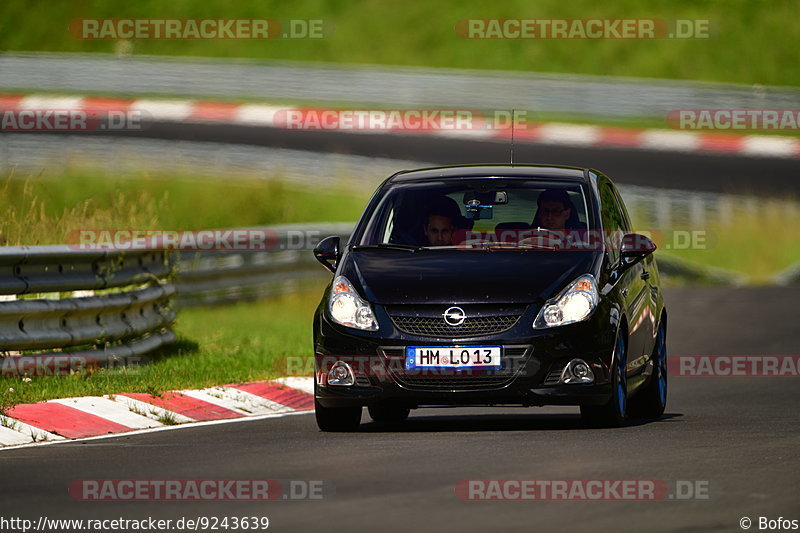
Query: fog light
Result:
<box><xmin>328</xmin><ymin>361</ymin><xmax>355</xmax><ymax>386</ymax></box>
<box><xmin>573</xmin><ymin>362</ymin><xmax>590</xmax><ymax>378</ymax></box>
<box><xmin>561</xmin><ymin>359</ymin><xmax>595</xmax><ymax>384</ymax></box>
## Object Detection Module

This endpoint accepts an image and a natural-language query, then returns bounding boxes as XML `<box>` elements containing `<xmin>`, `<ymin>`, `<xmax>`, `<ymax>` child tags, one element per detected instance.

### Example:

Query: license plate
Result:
<box><xmin>405</xmin><ymin>346</ymin><xmax>502</xmax><ymax>370</ymax></box>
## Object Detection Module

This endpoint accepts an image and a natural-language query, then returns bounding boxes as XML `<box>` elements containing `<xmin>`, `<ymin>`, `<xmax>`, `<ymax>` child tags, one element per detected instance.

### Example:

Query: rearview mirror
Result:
<box><xmin>462</xmin><ymin>190</ymin><xmax>507</xmax><ymax>220</ymax></box>
<box><xmin>314</xmin><ymin>236</ymin><xmax>340</xmax><ymax>273</ymax></box>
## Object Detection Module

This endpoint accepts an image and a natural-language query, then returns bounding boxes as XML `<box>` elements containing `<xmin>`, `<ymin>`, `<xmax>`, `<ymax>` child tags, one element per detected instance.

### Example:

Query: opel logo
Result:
<box><xmin>443</xmin><ymin>306</ymin><xmax>466</xmax><ymax>326</ymax></box>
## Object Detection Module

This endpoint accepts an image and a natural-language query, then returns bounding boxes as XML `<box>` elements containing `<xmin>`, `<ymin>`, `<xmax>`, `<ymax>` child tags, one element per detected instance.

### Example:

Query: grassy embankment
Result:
<box><xmin>1</xmin><ymin>0</ymin><xmax>797</xmax><ymax>86</ymax></box>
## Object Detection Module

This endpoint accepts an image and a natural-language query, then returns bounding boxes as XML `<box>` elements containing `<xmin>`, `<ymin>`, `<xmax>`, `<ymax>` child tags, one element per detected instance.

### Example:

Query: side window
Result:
<box><xmin>611</xmin><ymin>187</ymin><xmax>632</xmax><ymax>232</ymax></box>
<box><xmin>600</xmin><ymin>183</ymin><xmax>626</xmax><ymax>264</ymax></box>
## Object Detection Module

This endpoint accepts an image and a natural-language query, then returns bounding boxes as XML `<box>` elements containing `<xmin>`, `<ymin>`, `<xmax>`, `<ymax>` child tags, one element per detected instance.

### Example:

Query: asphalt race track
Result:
<box><xmin>2</xmin><ymin>285</ymin><xmax>798</xmax><ymax>533</ymax></box>
<box><xmin>101</xmin><ymin>122</ymin><xmax>800</xmax><ymax>195</ymax></box>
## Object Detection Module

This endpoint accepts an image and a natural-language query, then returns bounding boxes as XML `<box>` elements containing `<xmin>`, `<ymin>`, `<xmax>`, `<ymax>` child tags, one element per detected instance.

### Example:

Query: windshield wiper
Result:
<box><xmin>351</xmin><ymin>243</ymin><xmax>426</xmax><ymax>252</ymax></box>
<box><xmin>488</xmin><ymin>241</ymin><xmax>558</xmax><ymax>251</ymax></box>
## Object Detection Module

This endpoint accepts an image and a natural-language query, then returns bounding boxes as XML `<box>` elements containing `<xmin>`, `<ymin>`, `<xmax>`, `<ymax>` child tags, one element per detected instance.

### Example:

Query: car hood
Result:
<box><xmin>342</xmin><ymin>249</ymin><xmax>601</xmax><ymax>305</ymax></box>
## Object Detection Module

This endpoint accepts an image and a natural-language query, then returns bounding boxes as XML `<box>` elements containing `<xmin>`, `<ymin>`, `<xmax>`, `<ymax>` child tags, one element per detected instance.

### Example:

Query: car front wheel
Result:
<box><xmin>629</xmin><ymin>321</ymin><xmax>668</xmax><ymax>419</ymax></box>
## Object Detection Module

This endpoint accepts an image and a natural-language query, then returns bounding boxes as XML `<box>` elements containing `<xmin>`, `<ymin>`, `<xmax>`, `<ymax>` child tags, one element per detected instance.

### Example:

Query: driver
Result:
<box><xmin>517</xmin><ymin>188</ymin><xmax>586</xmax><ymax>250</ymax></box>
<box><xmin>534</xmin><ymin>189</ymin><xmax>574</xmax><ymax>231</ymax></box>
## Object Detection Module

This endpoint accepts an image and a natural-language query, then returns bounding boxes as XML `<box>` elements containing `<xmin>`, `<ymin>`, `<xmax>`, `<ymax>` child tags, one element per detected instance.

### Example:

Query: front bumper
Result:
<box><xmin>313</xmin><ymin>303</ymin><xmax>616</xmax><ymax>409</ymax></box>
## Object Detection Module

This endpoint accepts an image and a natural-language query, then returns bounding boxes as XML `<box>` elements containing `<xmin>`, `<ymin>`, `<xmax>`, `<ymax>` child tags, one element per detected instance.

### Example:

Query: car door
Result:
<box><xmin>613</xmin><ymin>185</ymin><xmax>657</xmax><ymax>366</ymax></box>
<box><xmin>599</xmin><ymin>180</ymin><xmax>649</xmax><ymax>383</ymax></box>
<box><xmin>611</xmin><ymin>184</ymin><xmax>653</xmax><ymax>382</ymax></box>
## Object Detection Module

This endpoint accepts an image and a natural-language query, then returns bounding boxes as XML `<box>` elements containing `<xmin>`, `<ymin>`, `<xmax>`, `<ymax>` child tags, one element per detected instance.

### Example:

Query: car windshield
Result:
<box><xmin>357</xmin><ymin>178</ymin><xmax>592</xmax><ymax>250</ymax></box>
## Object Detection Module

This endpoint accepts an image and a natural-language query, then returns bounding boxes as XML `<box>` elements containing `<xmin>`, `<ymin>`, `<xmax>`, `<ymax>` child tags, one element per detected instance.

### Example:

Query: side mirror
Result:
<box><xmin>620</xmin><ymin>233</ymin><xmax>657</xmax><ymax>264</ymax></box>
<box><xmin>314</xmin><ymin>236</ymin><xmax>340</xmax><ymax>273</ymax></box>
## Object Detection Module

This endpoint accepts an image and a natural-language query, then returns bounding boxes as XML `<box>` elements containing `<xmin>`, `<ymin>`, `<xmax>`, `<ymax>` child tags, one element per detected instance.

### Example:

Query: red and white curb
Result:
<box><xmin>1</xmin><ymin>93</ymin><xmax>799</xmax><ymax>159</ymax></box>
<box><xmin>0</xmin><ymin>377</ymin><xmax>314</xmax><ymax>449</ymax></box>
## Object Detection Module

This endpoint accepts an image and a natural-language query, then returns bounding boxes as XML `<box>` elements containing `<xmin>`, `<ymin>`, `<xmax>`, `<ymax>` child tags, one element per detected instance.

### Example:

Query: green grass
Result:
<box><xmin>0</xmin><ymin>0</ymin><xmax>798</xmax><ymax>86</ymax></box>
<box><xmin>0</xmin><ymin>170</ymin><xmax>368</xmax><ymax>246</ymax></box>
<box><xmin>0</xmin><ymin>285</ymin><xmax>325</xmax><ymax>410</ymax></box>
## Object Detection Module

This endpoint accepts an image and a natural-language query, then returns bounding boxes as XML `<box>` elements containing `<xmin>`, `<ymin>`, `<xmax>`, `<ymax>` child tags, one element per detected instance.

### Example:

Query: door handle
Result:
<box><xmin>641</xmin><ymin>271</ymin><xmax>650</xmax><ymax>280</ymax></box>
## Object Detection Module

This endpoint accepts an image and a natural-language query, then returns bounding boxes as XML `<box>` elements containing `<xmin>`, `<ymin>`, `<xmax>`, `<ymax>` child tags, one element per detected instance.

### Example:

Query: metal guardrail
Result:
<box><xmin>617</xmin><ymin>184</ymin><xmax>800</xmax><ymax>229</ymax></box>
<box><xmin>174</xmin><ymin>223</ymin><xmax>353</xmax><ymax>306</ymax></box>
<box><xmin>0</xmin><ymin>246</ymin><xmax>173</xmax><ymax>295</ymax></box>
<box><xmin>0</xmin><ymin>247</ymin><xmax>176</xmax><ymax>374</ymax></box>
<box><xmin>2</xmin><ymin>52</ymin><xmax>799</xmax><ymax>119</ymax></box>
<box><xmin>0</xmin><ymin>284</ymin><xmax>174</xmax><ymax>350</ymax></box>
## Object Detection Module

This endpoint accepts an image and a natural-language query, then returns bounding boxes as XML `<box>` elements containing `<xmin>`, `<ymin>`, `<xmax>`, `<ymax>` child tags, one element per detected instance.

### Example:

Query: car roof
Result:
<box><xmin>387</xmin><ymin>164</ymin><xmax>591</xmax><ymax>184</ymax></box>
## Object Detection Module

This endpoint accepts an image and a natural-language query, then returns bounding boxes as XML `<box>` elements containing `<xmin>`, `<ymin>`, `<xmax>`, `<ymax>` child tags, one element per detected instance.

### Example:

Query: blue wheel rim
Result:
<box><xmin>656</xmin><ymin>325</ymin><xmax>668</xmax><ymax>406</ymax></box>
<box><xmin>615</xmin><ymin>335</ymin><xmax>627</xmax><ymax>416</ymax></box>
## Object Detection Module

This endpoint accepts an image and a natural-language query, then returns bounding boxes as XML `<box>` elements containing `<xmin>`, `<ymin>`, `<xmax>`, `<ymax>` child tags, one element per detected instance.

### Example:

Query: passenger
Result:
<box><xmin>423</xmin><ymin>197</ymin><xmax>462</xmax><ymax>246</ymax></box>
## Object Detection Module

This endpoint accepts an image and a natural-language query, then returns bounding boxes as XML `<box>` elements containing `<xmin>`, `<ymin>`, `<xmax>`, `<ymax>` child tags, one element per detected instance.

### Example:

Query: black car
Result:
<box><xmin>312</xmin><ymin>164</ymin><xmax>667</xmax><ymax>431</ymax></box>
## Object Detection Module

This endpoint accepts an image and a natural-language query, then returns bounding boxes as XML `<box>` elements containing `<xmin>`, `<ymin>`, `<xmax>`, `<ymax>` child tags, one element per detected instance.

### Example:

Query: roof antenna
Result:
<box><xmin>510</xmin><ymin>109</ymin><xmax>515</xmax><ymax>165</ymax></box>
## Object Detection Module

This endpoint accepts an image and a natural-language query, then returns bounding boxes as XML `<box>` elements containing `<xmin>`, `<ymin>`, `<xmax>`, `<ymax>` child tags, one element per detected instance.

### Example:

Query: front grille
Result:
<box><xmin>380</xmin><ymin>345</ymin><xmax>531</xmax><ymax>390</ymax></box>
<box><xmin>390</xmin><ymin>314</ymin><xmax>520</xmax><ymax>337</ymax></box>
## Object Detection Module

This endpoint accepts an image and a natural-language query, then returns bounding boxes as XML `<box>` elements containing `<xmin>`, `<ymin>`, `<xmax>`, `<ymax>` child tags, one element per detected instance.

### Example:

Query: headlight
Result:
<box><xmin>534</xmin><ymin>274</ymin><xmax>598</xmax><ymax>328</ymax></box>
<box><xmin>328</xmin><ymin>276</ymin><xmax>379</xmax><ymax>331</ymax></box>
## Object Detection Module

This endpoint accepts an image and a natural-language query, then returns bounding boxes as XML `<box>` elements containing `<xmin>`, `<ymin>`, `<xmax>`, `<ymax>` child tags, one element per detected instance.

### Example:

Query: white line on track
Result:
<box><xmin>50</xmin><ymin>396</ymin><xmax>163</xmax><ymax>429</ymax></box>
<box><xmin>0</xmin><ymin>415</ymin><xmax>65</xmax><ymax>445</ymax></box>
<box><xmin>275</xmin><ymin>377</ymin><xmax>315</xmax><ymax>395</ymax></box>
<box><xmin>178</xmin><ymin>386</ymin><xmax>294</xmax><ymax>416</ymax></box>
<box><xmin>106</xmin><ymin>394</ymin><xmax>195</xmax><ymax>424</ymax></box>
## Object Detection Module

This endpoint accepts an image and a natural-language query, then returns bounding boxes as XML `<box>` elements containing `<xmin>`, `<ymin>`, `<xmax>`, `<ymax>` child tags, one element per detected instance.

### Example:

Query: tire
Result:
<box><xmin>581</xmin><ymin>331</ymin><xmax>628</xmax><ymax>428</ymax></box>
<box><xmin>368</xmin><ymin>404</ymin><xmax>410</xmax><ymax>423</ymax></box>
<box><xmin>629</xmin><ymin>321</ymin><xmax>668</xmax><ymax>419</ymax></box>
<box><xmin>315</xmin><ymin>398</ymin><xmax>362</xmax><ymax>432</ymax></box>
